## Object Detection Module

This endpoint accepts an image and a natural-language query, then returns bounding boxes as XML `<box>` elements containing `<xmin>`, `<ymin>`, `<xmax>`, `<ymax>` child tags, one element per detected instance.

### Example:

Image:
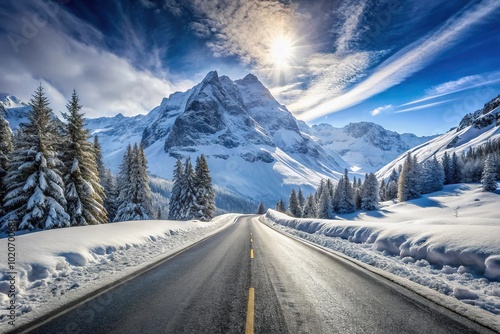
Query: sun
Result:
<box><xmin>269</xmin><ymin>35</ymin><xmax>294</xmax><ymax>69</ymax></box>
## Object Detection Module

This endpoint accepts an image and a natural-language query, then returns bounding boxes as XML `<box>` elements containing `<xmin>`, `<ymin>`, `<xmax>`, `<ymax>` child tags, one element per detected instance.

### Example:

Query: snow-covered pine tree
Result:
<box><xmin>451</xmin><ymin>152</ymin><xmax>463</xmax><ymax>184</ymax></box>
<box><xmin>354</xmin><ymin>188</ymin><xmax>362</xmax><ymax>210</ymax></box>
<box><xmin>442</xmin><ymin>152</ymin><xmax>452</xmax><ymax>185</ymax></box>
<box><xmin>62</xmin><ymin>90</ymin><xmax>107</xmax><ymax>226</ymax></box>
<box><xmin>178</xmin><ymin>157</ymin><xmax>197</xmax><ymax>220</ymax></box>
<box><xmin>168</xmin><ymin>159</ymin><xmax>184</xmax><ymax>220</ymax></box>
<box><xmin>386</xmin><ymin>181</ymin><xmax>398</xmax><ymax>200</ymax></box>
<box><xmin>481</xmin><ymin>154</ymin><xmax>498</xmax><ymax>191</ymax></box>
<box><xmin>114</xmin><ymin>144</ymin><xmax>132</xmax><ymax>221</ymax></box>
<box><xmin>114</xmin><ymin>144</ymin><xmax>152</xmax><ymax>221</ymax></box>
<box><xmin>289</xmin><ymin>188</ymin><xmax>302</xmax><ymax>217</ymax></box>
<box><xmin>297</xmin><ymin>188</ymin><xmax>305</xmax><ymax>210</ymax></box>
<box><xmin>0</xmin><ymin>105</ymin><xmax>13</xmax><ymax>216</ymax></box>
<box><xmin>0</xmin><ymin>85</ymin><xmax>69</xmax><ymax>231</ymax></box>
<box><xmin>315</xmin><ymin>179</ymin><xmax>325</xmax><ymax>203</ymax></box>
<box><xmin>256</xmin><ymin>202</ymin><xmax>266</xmax><ymax>214</ymax></box>
<box><xmin>317</xmin><ymin>190</ymin><xmax>331</xmax><ymax>219</ymax></box>
<box><xmin>275</xmin><ymin>199</ymin><xmax>286</xmax><ymax>213</ymax></box>
<box><xmin>361</xmin><ymin>173</ymin><xmax>379</xmax><ymax>210</ymax></box>
<box><xmin>193</xmin><ymin>154</ymin><xmax>215</xmax><ymax>221</ymax></box>
<box><xmin>136</xmin><ymin>144</ymin><xmax>153</xmax><ymax>216</ymax></box>
<box><xmin>93</xmin><ymin>136</ymin><xmax>106</xmax><ymax>180</ymax></box>
<box><xmin>421</xmin><ymin>156</ymin><xmax>444</xmax><ymax>194</ymax></box>
<box><xmin>398</xmin><ymin>152</ymin><xmax>420</xmax><ymax>202</ymax></box>
<box><xmin>379</xmin><ymin>179</ymin><xmax>386</xmax><ymax>201</ymax></box>
<box><xmin>102</xmin><ymin>168</ymin><xmax>118</xmax><ymax>221</ymax></box>
<box><xmin>326</xmin><ymin>179</ymin><xmax>334</xmax><ymax>198</ymax></box>
<box><xmin>302</xmin><ymin>194</ymin><xmax>317</xmax><ymax>218</ymax></box>
<box><xmin>335</xmin><ymin>169</ymin><xmax>356</xmax><ymax>214</ymax></box>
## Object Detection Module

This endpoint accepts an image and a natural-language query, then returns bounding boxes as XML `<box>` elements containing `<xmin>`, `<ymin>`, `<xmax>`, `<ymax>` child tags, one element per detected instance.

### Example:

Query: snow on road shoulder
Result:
<box><xmin>263</xmin><ymin>184</ymin><xmax>500</xmax><ymax>321</ymax></box>
<box><xmin>0</xmin><ymin>214</ymin><xmax>239</xmax><ymax>329</ymax></box>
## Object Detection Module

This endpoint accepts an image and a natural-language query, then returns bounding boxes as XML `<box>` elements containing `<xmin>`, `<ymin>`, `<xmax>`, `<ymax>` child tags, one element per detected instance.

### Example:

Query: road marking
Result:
<box><xmin>245</xmin><ymin>288</ymin><xmax>255</xmax><ymax>334</ymax></box>
<box><xmin>250</xmin><ymin>238</ymin><xmax>253</xmax><ymax>243</ymax></box>
<box><xmin>250</xmin><ymin>249</ymin><xmax>254</xmax><ymax>259</ymax></box>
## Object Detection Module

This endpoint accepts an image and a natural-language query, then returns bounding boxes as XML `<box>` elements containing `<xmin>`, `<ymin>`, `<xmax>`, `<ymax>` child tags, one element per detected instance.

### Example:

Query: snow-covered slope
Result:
<box><xmin>305</xmin><ymin>122</ymin><xmax>435</xmax><ymax>173</ymax></box>
<box><xmin>85</xmin><ymin>71</ymin><xmax>350</xmax><ymax>207</ymax></box>
<box><xmin>0</xmin><ymin>94</ymin><xmax>31</xmax><ymax>130</ymax></box>
<box><xmin>377</xmin><ymin>94</ymin><xmax>500</xmax><ymax>180</ymax></box>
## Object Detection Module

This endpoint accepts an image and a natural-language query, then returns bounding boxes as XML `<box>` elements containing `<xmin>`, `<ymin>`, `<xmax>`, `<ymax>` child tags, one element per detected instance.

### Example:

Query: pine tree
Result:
<box><xmin>481</xmin><ymin>155</ymin><xmax>497</xmax><ymax>191</ymax></box>
<box><xmin>317</xmin><ymin>190</ymin><xmax>331</xmax><ymax>219</ymax></box>
<box><xmin>297</xmin><ymin>188</ymin><xmax>305</xmax><ymax>210</ymax></box>
<box><xmin>193</xmin><ymin>154</ymin><xmax>215</xmax><ymax>221</ymax></box>
<box><xmin>354</xmin><ymin>188</ymin><xmax>362</xmax><ymax>210</ymax></box>
<box><xmin>102</xmin><ymin>169</ymin><xmax>118</xmax><ymax>221</ymax></box>
<box><xmin>62</xmin><ymin>90</ymin><xmax>107</xmax><ymax>226</ymax></box>
<box><xmin>379</xmin><ymin>179</ymin><xmax>386</xmax><ymax>201</ymax></box>
<box><xmin>256</xmin><ymin>202</ymin><xmax>266</xmax><ymax>214</ymax></box>
<box><xmin>451</xmin><ymin>152</ymin><xmax>462</xmax><ymax>184</ymax></box>
<box><xmin>114</xmin><ymin>144</ymin><xmax>152</xmax><ymax>221</ymax></box>
<box><xmin>315</xmin><ymin>179</ymin><xmax>325</xmax><ymax>203</ymax></box>
<box><xmin>334</xmin><ymin>169</ymin><xmax>356</xmax><ymax>214</ymax></box>
<box><xmin>398</xmin><ymin>153</ymin><xmax>420</xmax><ymax>202</ymax></box>
<box><xmin>178</xmin><ymin>157</ymin><xmax>197</xmax><ymax>220</ymax></box>
<box><xmin>0</xmin><ymin>105</ymin><xmax>13</xmax><ymax>216</ymax></box>
<box><xmin>1</xmin><ymin>85</ymin><xmax>69</xmax><ymax>230</ymax></box>
<box><xmin>302</xmin><ymin>194</ymin><xmax>317</xmax><ymax>218</ymax></box>
<box><xmin>93</xmin><ymin>136</ymin><xmax>106</xmax><ymax>180</ymax></box>
<box><xmin>275</xmin><ymin>199</ymin><xmax>286</xmax><ymax>213</ymax></box>
<box><xmin>421</xmin><ymin>156</ymin><xmax>444</xmax><ymax>194</ymax></box>
<box><xmin>289</xmin><ymin>189</ymin><xmax>302</xmax><ymax>217</ymax></box>
<box><xmin>136</xmin><ymin>144</ymin><xmax>153</xmax><ymax>216</ymax></box>
<box><xmin>168</xmin><ymin>159</ymin><xmax>184</xmax><ymax>220</ymax></box>
<box><xmin>361</xmin><ymin>173</ymin><xmax>379</xmax><ymax>210</ymax></box>
<box><xmin>386</xmin><ymin>181</ymin><xmax>398</xmax><ymax>200</ymax></box>
<box><xmin>442</xmin><ymin>152</ymin><xmax>452</xmax><ymax>185</ymax></box>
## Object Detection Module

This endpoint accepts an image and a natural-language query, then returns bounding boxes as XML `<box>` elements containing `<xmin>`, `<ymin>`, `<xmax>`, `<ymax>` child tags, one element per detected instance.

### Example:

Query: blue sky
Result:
<box><xmin>0</xmin><ymin>0</ymin><xmax>499</xmax><ymax>136</ymax></box>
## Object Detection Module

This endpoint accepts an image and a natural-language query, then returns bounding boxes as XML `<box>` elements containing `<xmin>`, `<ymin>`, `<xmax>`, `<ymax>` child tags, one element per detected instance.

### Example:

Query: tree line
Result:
<box><xmin>0</xmin><ymin>85</ymin><xmax>216</xmax><ymax>232</ymax></box>
<box><xmin>267</xmin><ymin>143</ymin><xmax>499</xmax><ymax>218</ymax></box>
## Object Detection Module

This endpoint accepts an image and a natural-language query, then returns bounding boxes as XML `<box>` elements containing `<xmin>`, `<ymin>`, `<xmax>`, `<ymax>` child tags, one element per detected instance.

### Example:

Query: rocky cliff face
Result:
<box><xmin>457</xmin><ymin>94</ymin><xmax>500</xmax><ymax>131</ymax></box>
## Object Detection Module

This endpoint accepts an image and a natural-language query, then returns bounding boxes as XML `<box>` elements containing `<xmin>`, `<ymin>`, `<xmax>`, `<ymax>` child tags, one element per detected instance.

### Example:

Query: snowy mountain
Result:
<box><xmin>377</xmin><ymin>94</ymin><xmax>500</xmax><ymax>180</ymax></box>
<box><xmin>304</xmin><ymin>122</ymin><xmax>435</xmax><ymax>173</ymax></box>
<box><xmin>0</xmin><ymin>93</ymin><xmax>31</xmax><ymax>129</ymax></box>
<box><xmin>85</xmin><ymin>71</ymin><xmax>349</xmax><ymax>208</ymax></box>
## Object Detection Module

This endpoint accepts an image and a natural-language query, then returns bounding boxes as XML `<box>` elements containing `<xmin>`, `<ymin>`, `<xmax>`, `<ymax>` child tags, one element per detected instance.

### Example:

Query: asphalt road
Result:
<box><xmin>27</xmin><ymin>215</ymin><xmax>495</xmax><ymax>334</ymax></box>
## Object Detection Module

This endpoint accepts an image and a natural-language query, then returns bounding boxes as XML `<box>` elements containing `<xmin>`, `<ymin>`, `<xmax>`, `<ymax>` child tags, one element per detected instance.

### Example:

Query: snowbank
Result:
<box><xmin>0</xmin><ymin>215</ymin><xmax>238</xmax><ymax>329</ymax></box>
<box><xmin>264</xmin><ymin>184</ymin><xmax>500</xmax><ymax>316</ymax></box>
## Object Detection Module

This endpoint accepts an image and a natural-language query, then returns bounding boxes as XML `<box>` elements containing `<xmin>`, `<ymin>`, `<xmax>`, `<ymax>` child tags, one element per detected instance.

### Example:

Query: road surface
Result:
<box><xmin>25</xmin><ymin>215</ymin><xmax>494</xmax><ymax>333</ymax></box>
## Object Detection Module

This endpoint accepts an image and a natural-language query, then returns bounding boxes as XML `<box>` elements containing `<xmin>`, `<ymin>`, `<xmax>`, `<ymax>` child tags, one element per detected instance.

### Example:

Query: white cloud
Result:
<box><xmin>370</xmin><ymin>104</ymin><xmax>392</xmax><ymax>116</ymax></box>
<box><xmin>296</xmin><ymin>0</ymin><xmax>500</xmax><ymax>121</ymax></box>
<box><xmin>0</xmin><ymin>1</ymin><xmax>193</xmax><ymax>119</ymax></box>
<box><xmin>401</xmin><ymin>71</ymin><xmax>500</xmax><ymax>106</ymax></box>
<box><xmin>396</xmin><ymin>98</ymin><xmax>460</xmax><ymax>113</ymax></box>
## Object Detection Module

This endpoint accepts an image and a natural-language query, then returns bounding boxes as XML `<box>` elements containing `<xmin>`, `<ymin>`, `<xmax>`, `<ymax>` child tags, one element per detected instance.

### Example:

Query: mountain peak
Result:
<box><xmin>236</xmin><ymin>74</ymin><xmax>266</xmax><ymax>89</ymax></box>
<box><xmin>201</xmin><ymin>70</ymin><xmax>219</xmax><ymax>84</ymax></box>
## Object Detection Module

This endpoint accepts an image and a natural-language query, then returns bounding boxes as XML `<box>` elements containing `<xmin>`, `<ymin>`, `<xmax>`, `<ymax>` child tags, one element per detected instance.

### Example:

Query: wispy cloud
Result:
<box><xmin>0</xmin><ymin>0</ymin><xmax>193</xmax><ymax>118</ymax></box>
<box><xmin>296</xmin><ymin>0</ymin><xmax>500</xmax><ymax>121</ymax></box>
<box><xmin>370</xmin><ymin>104</ymin><xmax>392</xmax><ymax>116</ymax></box>
<box><xmin>401</xmin><ymin>71</ymin><xmax>500</xmax><ymax>106</ymax></box>
<box><xmin>396</xmin><ymin>98</ymin><xmax>460</xmax><ymax>113</ymax></box>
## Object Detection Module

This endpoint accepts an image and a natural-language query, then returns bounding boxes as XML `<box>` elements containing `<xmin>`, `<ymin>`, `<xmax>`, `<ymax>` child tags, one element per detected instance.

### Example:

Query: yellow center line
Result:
<box><xmin>245</xmin><ymin>288</ymin><xmax>255</xmax><ymax>334</ymax></box>
<box><xmin>250</xmin><ymin>238</ymin><xmax>253</xmax><ymax>243</ymax></box>
<box><xmin>250</xmin><ymin>249</ymin><xmax>254</xmax><ymax>259</ymax></box>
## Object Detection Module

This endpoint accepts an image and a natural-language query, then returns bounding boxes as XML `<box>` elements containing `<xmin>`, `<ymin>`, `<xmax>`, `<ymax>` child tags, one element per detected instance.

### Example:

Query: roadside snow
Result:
<box><xmin>263</xmin><ymin>184</ymin><xmax>500</xmax><ymax>319</ymax></box>
<box><xmin>0</xmin><ymin>215</ymin><xmax>238</xmax><ymax>329</ymax></box>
